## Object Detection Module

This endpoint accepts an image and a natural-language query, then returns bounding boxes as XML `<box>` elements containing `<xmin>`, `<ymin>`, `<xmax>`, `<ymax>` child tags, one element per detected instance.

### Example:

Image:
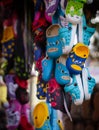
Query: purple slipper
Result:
<box><xmin>44</xmin><ymin>0</ymin><xmax>60</xmax><ymax>16</ymax></box>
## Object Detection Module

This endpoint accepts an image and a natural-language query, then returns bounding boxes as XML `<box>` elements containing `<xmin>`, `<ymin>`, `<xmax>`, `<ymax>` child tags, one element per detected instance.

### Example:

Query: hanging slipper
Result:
<box><xmin>64</xmin><ymin>74</ymin><xmax>84</xmax><ymax>105</ymax></box>
<box><xmin>78</xmin><ymin>15</ymin><xmax>96</xmax><ymax>46</ymax></box>
<box><xmin>66</xmin><ymin>43</ymin><xmax>89</xmax><ymax>75</ymax></box>
<box><xmin>46</xmin><ymin>78</ymin><xmax>66</xmax><ymax>113</ymax></box>
<box><xmin>41</xmin><ymin>56</ymin><xmax>54</xmax><ymax>82</ymax></box>
<box><xmin>55</xmin><ymin>56</ymin><xmax>70</xmax><ymax>85</ymax></box>
<box><xmin>44</xmin><ymin>0</ymin><xmax>60</xmax><ymax>16</ymax></box>
<box><xmin>46</xmin><ymin>24</ymin><xmax>63</xmax><ymax>58</ymax></box>
<box><xmin>59</xmin><ymin>23</ymin><xmax>77</xmax><ymax>54</ymax></box>
<box><xmin>65</xmin><ymin>0</ymin><xmax>86</xmax><ymax>24</ymax></box>
<box><xmin>1</xmin><ymin>26</ymin><xmax>15</xmax><ymax>60</ymax></box>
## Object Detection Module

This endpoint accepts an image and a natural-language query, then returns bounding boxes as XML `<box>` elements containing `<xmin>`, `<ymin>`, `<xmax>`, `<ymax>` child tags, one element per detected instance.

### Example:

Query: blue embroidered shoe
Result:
<box><xmin>46</xmin><ymin>24</ymin><xmax>63</xmax><ymax>58</ymax></box>
<box><xmin>58</xmin><ymin>23</ymin><xmax>77</xmax><ymax>54</ymax></box>
<box><xmin>82</xmin><ymin>67</ymin><xmax>96</xmax><ymax>100</ymax></box>
<box><xmin>41</xmin><ymin>56</ymin><xmax>54</xmax><ymax>81</ymax></box>
<box><xmin>64</xmin><ymin>74</ymin><xmax>84</xmax><ymax>105</ymax></box>
<box><xmin>66</xmin><ymin>43</ymin><xmax>89</xmax><ymax>75</ymax></box>
<box><xmin>55</xmin><ymin>56</ymin><xmax>70</xmax><ymax>85</ymax></box>
<box><xmin>78</xmin><ymin>15</ymin><xmax>96</xmax><ymax>46</ymax></box>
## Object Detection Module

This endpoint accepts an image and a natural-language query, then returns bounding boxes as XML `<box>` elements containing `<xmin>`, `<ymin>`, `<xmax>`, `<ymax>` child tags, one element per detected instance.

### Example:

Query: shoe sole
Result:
<box><xmin>78</xmin><ymin>19</ymin><xmax>83</xmax><ymax>43</ymax></box>
<box><xmin>74</xmin><ymin>74</ymin><xmax>84</xmax><ymax>105</ymax></box>
<box><xmin>82</xmin><ymin>68</ymin><xmax>90</xmax><ymax>100</ymax></box>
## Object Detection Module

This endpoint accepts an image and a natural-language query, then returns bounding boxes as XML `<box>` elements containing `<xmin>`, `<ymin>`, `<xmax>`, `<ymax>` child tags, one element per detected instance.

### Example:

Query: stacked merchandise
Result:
<box><xmin>32</xmin><ymin>0</ymin><xmax>98</xmax><ymax>130</ymax></box>
<box><xmin>0</xmin><ymin>0</ymin><xmax>98</xmax><ymax>130</ymax></box>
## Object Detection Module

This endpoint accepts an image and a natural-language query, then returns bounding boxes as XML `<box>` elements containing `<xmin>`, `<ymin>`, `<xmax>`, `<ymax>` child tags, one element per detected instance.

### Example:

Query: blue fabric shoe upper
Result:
<box><xmin>33</xmin><ymin>102</ymin><xmax>62</xmax><ymax>130</ymax></box>
<box><xmin>82</xmin><ymin>68</ymin><xmax>96</xmax><ymax>95</ymax></box>
<box><xmin>64</xmin><ymin>75</ymin><xmax>83</xmax><ymax>104</ymax></box>
<box><xmin>46</xmin><ymin>35</ymin><xmax>63</xmax><ymax>58</ymax></box>
<box><xmin>42</xmin><ymin>56</ymin><xmax>54</xmax><ymax>81</ymax></box>
<box><xmin>66</xmin><ymin>43</ymin><xmax>89</xmax><ymax>74</ymax></box>
<box><xmin>66</xmin><ymin>51</ymin><xmax>86</xmax><ymax>74</ymax></box>
<box><xmin>55</xmin><ymin>59</ymin><xmax>70</xmax><ymax>85</ymax></box>
<box><xmin>59</xmin><ymin>23</ymin><xmax>72</xmax><ymax>47</ymax></box>
<box><xmin>46</xmin><ymin>24</ymin><xmax>63</xmax><ymax>58</ymax></box>
<box><xmin>82</xmin><ymin>15</ymin><xmax>96</xmax><ymax>45</ymax></box>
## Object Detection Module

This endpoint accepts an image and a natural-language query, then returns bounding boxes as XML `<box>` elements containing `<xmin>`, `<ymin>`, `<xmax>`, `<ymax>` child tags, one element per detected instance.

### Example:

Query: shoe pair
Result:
<box><xmin>64</xmin><ymin>67</ymin><xmax>96</xmax><ymax>105</ymax></box>
<box><xmin>46</xmin><ymin>23</ymin><xmax>77</xmax><ymax>57</ymax></box>
<box><xmin>66</xmin><ymin>43</ymin><xmax>89</xmax><ymax>75</ymax></box>
<box><xmin>41</xmin><ymin>55</ymin><xmax>70</xmax><ymax>85</ymax></box>
<box><xmin>32</xmin><ymin>102</ymin><xmax>63</xmax><ymax>130</ymax></box>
